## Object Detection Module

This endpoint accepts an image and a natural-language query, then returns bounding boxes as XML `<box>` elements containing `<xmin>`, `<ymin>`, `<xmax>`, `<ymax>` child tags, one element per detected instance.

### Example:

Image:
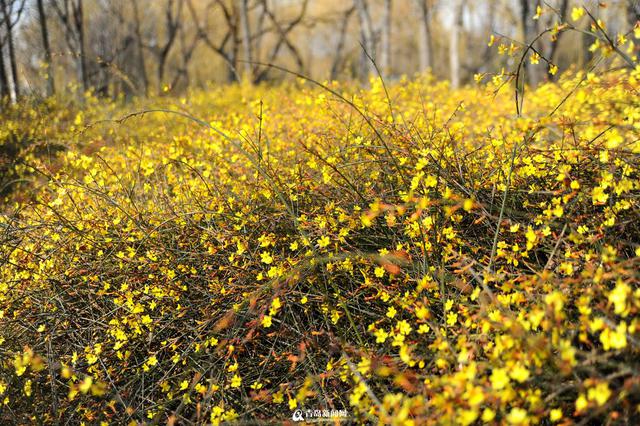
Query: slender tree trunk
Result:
<box><xmin>450</xmin><ymin>0</ymin><xmax>464</xmax><ymax>89</ymax></box>
<box><xmin>330</xmin><ymin>7</ymin><xmax>354</xmax><ymax>80</ymax></box>
<box><xmin>548</xmin><ymin>0</ymin><xmax>568</xmax><ymax>81</ymax></box>
<box><xmin>380</xmin><ymin>0</ymin><xmax>392</xmax><ymax>78</ymax></box>
<box><xmin>1</xmin><ymin>0</ymin><xmax>19</xmax><ymax>98</ymax></box>
<box><xmin>627</xmin><ymin>0</ymin><xmax>640</xmax><ymax>57</ymax></box>
<box><xmin>228</xmin><ymin>1</ymin><xmax>240</xmax><ymax>82</ymax></box>
<box><xmin>239</xmin><ymin>0</ymin><xmax>252</xmax><ymax>81</ymax></box>
<box><xmin>355</xmin><ymin>0</ymin><xmax>375</xmax><ymax>78</ymax></box>
<box><xmin>416</xmin><ymin>0</ymin><xmax>431</xmax><ymax>72</ymax></box>
<box><xmin>629</xmin><ymin>0</ymin><xmax>640</xmax><ymax>26</ymax></box>
<box><xmin>521</xmin><ymin>0</ymin><xmax>542</xmax><ymax>86</ymax></box>
<box><xmin>72</xmin><ymin>0</ymin><xmax>88</xmax><ymax>91</ymax></box>
<box><xmin>578</xmin><ymin>3</ymin><xmax>595</xmax><ymax>70</ymax></box>
<box><xmin>0</xmin><ymin>42</ymin><xmax>9</xmax><ymax>100</ymax></box>
<box><xmin>132</xmin><ymin>0</ymin><xmax>148</xmax><ymax>95</ymax></box>
<box><xmin>37</xmin><ymin>0</ymin><xmax>55</xmax><ymax>96</ymax></box>
<box><xmin>156</xmin><ymin>0</ymin><xmax>181</xmax><ymax>93</ymax></box>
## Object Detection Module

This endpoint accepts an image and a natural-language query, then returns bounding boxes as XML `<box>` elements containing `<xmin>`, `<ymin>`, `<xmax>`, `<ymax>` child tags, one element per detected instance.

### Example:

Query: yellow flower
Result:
<box><xmin>374</xmin><ymin>328</ymin><xmax>389</xmax><ymax>343</ymax></box>
<box><xmin>288</xmin><ymin>397</ymin><xmax>297</xmax><ymax>410</ymax></box>
<box><xmin>260</xmin><ymin>252</ymin><xmax>273</xmax><ymax>264</ymax></box>
<box><xmin>481</xmin><ymin>408</ymin><xmax>496</xmax><ymax>422</ymax></box>
<box><xmin>571</xmin><ymin>7</ymin><xmax>584</xmax><ymax>22</ymax></box>
<box><xmin>530</xmin><ymin>52</ymin><xmax>540</xmax><ymax>65</ymax></box>
<box><xmin>270</xmin><ymin>297</ymin><xmax>282</xmax><ymax>315</ymax></box>
<box><xmin>374</xmin><ymin>266</ymin><xmax>385</xmax><ymax>278</ymax></box>
<box><xmin>587</xmin><ymin>382</ymin><xmax>611</xmax><ymax>406</ymax></box>
<box><xmin>386</xmin><ymin>306</ymin><xmax>397</xmax><ymax>318</ymax></box>
<box><xmin>357</xmin><ymin>357</ymin><xmax>371</xmax><ymax>374</ymax></box>
<box><xmin>509</xmin><ymin>364</ymin><xmax>530</xmax><ymax>383</ymax></box>
<box><xmin>506</xmin><ymin>407</ymin><xmax>528</xmax><ymax>424</ymax></box>
<box><xmin>147</xmin><ymin>355</ymin><xmax>158</xmax><ymax>367</ymax></box>
<box><xmin>458</xmin><ymin>409</ymin><xmax>478</xmax><ymax>425</ymax></box>
<box><xmin>415</xmin><ymin>306</ymin><xmax>429</xmax><ymax>320</ymax></box>
<box><xmin>261</xmin><ymin>315</ymin><xmax>272</xmax><ymax>328</ymax></box>
<box><xmin>79</xmin><ymin>376</ymin><xmax>93</xmax><ymax>394</ymax></box>
<box><xmin>230</xmin><ymin>374</ymin><xmax>242</xmax><ymax>388</ymax></box>
<box><xmin>318</xmin><ymin>235</ymin><xmax>330</xmax><ymax>248</ymax></box>
<box><xmin>600</xmin><ymin>322</ymin><xmax>628</xmax><ymax>350</ymax></box>
<box><xmin>444</xmin><ymin>299</ymin><xmax>454</xmax><ymax>311</ymax></box>
<box><xmin>396</xmin><ymin>320</ymin><xmax>412</xmax><ymax>335</ymax></box>
<box><xmin>549</xmin><ymin>408</ymin><xmax>562</xmax><ymax>422</ymax></box>
<box><xmin>23</xmin><ymin>380</ymin><xmax>32</xmax><ymax>397</ymax></box>
<box><xmin>592</xmin><ymin>186</ymin><xmax>609</xmax><ymax>204</ymax></box>
<box><xmin>424</xmin><ymin>175</ymin><xmax>438</xmax><ymax>188</ymax></box>
<box><xmin>490</xmin><ymin>368</ymin><xmax>510</xmax><ymax>390</ymax></box>
<box><xmin>608</xmin><ymin>282</ymin><xmax>631</xmax><ymax>316</ymax></box>
<box><xmin>525</xmin><ymin>227</ymin><xmax>537</xmax><ymax>243</ymax></box>
<box><xmin>575</xmin><ymin>394</ymin><xmax>588</xmax><ymax>412</ymax></box>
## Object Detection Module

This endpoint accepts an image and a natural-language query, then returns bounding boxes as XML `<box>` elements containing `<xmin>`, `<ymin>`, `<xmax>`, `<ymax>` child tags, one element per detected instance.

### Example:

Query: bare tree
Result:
<box><xmin>52</xmin><ymin>0</ymin><xmax>89</xmax><ymax>92</ymax></box>
<box><xmin>253</xmin><ymin>0</ymin><xmax>308</xmax><ymax>83</ymax></box>
<box><xmin>131</xmin><ymin>0</ymin><xmax>149</xmax><ymax>95</ymax></box>
<box><xmin>450</xmin><ymin>0</ymin><xmax>464</xmax><ymax>89</ymax></box>
<box><xmin>629</xmin><ymin>0</ymin><xmax>640</xmax><ymax>26</ymax></box>
<box><xmin>187</xmin><ymin>0</ymin><xmax>240</xmax><ymax>83</ymax></box>
<box><xmin>0</xmin><ymin>0</ymin><xmax>25</xmax><ymax>98</ymax></box>
<box><xmin>547</xmin><ymin>0</ymin><xmax>568</xmax><ymax>81</ymax></box>
<box><xmin>416</xmin><ymin>0</ymin><xmax>432</xmax><ymax>72</ymax></box>
<box><xmin>380</xmin><ymin>0</ymin><xmax>392</xmax><ymax>78</ymax></box>
<box><xmin>0</xmin><ymin>39</ymin><xmax>9</xmax><ymax>99</ymax></box>
<box><xmin>330</xmin><ymin>6</ymin><xmax>355</xmax><ymax>80</ymax></box>
<box><xmin>355</xmin><ymin>0</ymin><xmax>375</xmax><ymax>78</ymax></box>
<box><xmin>72</xmin><ymin>0</ymin><xmax>87</xmax><ymax>91</ymax></box>
<box><xmin>168</xmin><ymin>9</ymin><xmax>201</xmax><ymax>91</ymax></box>
<box><xmin>520</xmin><ymin>0</ymin><xmax>542</xmax><ymax>86</ymax></box>
<box><xmin>149</xmin><ymin>0</ymin><xmax>182</xmax><ymax>92</ymax></box>
<box><xmin>37</xmin><ymin>0</ymin><xmax>55</xmax><ymax>96</ymax></box>
<box><xmin>239</xmin><ymin>0</ymin><xmax>252</xmax><ymax>81</ymax></box>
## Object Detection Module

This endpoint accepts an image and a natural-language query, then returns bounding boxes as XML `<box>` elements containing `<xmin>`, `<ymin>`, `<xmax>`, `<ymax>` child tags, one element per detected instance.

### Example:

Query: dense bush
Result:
<box><xmin>0</xmin><ymin>69</ymin><xmax>639</xmax><ymax>424</ymax></box>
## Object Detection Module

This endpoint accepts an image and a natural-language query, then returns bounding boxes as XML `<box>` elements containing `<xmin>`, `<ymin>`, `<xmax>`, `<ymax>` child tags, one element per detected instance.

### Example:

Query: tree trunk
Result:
<box><xmin>239</xmin><ymin>0</ymin><xmax>252</xmax><ymax>81</ymax></box>
<box><xmin>1</xmin><ymin>0</ymin><xmax>19</xmax><ymax>98</ymax></box>
<box><xmin>330</xmin><ymin>7</ymin><xmax>354</xmax><ymax>80</ymax></box>
<box><xmin>380</xmin><ymin>0</ymin><xmax>392</xmax><ymax>78</ymax></box>
<box><xmin>416</xmin><ymin>0</ymin><xmax>431</xmax><ymax>72</ymax></box>
<box><xmin>548</xmin><ymin>0</ymin><xmax>568</xmax><ymax>81</ymax></box>
<box><xmin>629</xmin><ymin>0</ymin><xmax>640</xmax><ymax>27</ymax></box>
<box><xmin>450</xmin><ymin>0</ymin><xmax>464</xmax><ymax>89</ymax></box>
<box><xmin>156</xmin><ymin>0</ymin><xmax>181</xmax><ymax>93</ymax></box>
<box><xmin>521</xmin><ymin>0</ymin><xmax>541</xmax><ymax>87</ymax></box>
<box><xmin>354</xmin><ymin>0</ymin><xmax>375</xmax><ymax>79</ymax></box>
<box><xmin>72</xmin><ymin>0</ymin><xmax>88</xmax><ymax>92</ymax></box>
<box><xmin>37</xmin><ymin>0</ymin><xmax>55</xmax><ymax>96</ymax></box>
<box><xmin>132</xmin><ymin>0</ymin><xmax>148</xmax><ymax>95</ymax></box>
<box><xmin>0</xmin><ymin>42</ymin><xmax>9</xmax><ymax>100</ymax></box>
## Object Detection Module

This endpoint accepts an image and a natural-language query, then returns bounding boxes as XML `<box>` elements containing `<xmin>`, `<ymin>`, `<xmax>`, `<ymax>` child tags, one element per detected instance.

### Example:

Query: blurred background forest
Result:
<box><xmin>0</xmin><ymin>0</ymin><xmax>638</xmax><ymax>100</ymax></box>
